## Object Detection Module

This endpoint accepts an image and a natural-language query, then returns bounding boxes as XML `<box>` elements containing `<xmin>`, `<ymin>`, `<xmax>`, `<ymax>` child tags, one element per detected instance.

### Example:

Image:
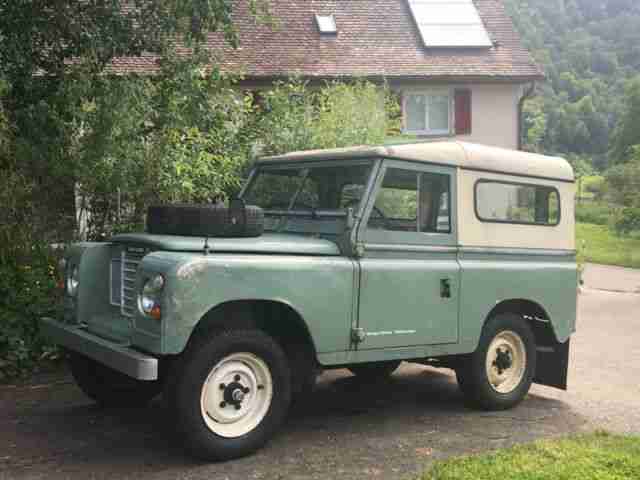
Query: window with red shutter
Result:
<box><xmin>402</xmin><ymin>90</ymin><xmax>451</xmax><ymax>135</ymax></box>
<box><xmin>454</xmin><ymin>89</ymin><xmax>472</xmax><ymax>135</ymax></box>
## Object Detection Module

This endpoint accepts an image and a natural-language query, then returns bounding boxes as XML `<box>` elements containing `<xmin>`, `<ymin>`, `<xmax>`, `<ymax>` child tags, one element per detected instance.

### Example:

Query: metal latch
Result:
<box><xmin>440</xmin><ymin>278</ymin><xmax>452</xmax><ymax>298</ymax></box>
<box><xmin>351</xmin><ymin>327</ymin><xmax>366</xmax><ymax>344</ymax></box>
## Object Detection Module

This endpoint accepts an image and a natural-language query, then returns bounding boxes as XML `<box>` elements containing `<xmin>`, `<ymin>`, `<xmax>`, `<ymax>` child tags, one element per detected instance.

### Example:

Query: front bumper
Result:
<box><xmin>40</xmin><ymin>317</ymin><xmax>159</xmax><ymax>381</ymax></box>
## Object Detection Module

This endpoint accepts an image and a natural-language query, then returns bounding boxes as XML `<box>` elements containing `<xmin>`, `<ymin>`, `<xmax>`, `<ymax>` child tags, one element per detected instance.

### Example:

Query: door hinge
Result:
<box><xmin>351</xmin><ymin>327</ymin><xmax>366</xmax><ymax>344</ymax></box>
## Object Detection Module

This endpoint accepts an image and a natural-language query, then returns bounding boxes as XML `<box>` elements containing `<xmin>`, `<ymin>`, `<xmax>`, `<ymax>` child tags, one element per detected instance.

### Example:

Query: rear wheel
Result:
<box><xmin>68</xmin><ymin>352</ymin><xmax>161</xmax><ymax>407</ymax></box>
<box><xmin>456</xmin><ymin>313</ymin><xmax>536</xmax><ymax>410</ymax></box>
<box><xmin>349</xmin><ymin>360</ymin><xmax>401</xmax><ymax>380</ymax></box>
<box><xmin>166</xmin><ymin>330</ymin><xmax>291</xmax><ymax>461</ymax></box>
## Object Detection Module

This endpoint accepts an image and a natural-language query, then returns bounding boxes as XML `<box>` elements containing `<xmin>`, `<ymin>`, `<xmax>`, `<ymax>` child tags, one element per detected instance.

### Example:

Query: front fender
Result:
<box><xmin>143</xmin><ymin>252</ymin><xmax>356</xmax><ymax>355</ymax></box>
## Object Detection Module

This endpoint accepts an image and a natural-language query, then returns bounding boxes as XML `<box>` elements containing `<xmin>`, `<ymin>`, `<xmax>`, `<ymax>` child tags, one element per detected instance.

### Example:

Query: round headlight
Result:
<box><xmin>66</xmin><ymin>266</ymin><xmax>79</xmax><ymax>297</ymax></box>
<box><xmin>145</xmin><ymin>274</ymin><xmax>165</xmax><ymax>293</ymax></box>
<box><xmin>139</xmin><ymin>274</ymin><xmax>164</xmax><ymax>318</ymax></box>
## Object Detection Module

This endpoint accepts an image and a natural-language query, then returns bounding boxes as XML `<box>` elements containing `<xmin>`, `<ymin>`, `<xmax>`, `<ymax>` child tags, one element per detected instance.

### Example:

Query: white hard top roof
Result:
<box><xmin>259</xmin><ymin>141</ymin><xmax>574</xmax><ymax>182</ymax></box>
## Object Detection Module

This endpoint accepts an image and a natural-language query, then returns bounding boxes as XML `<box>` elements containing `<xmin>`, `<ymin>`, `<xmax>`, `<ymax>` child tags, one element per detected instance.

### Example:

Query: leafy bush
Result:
<box><xmin>605</xmin><ymin>147</ymin><xmax>640</xmax><ymax>209</ymax></box>
<box><xmin>575</xmin><ymin>201</ymin><xmax>616</xmax><ymax>225</ymax></box>
<box><xmin>0</xmin><ymin>247</ymin><xmax>62</xmax><ymax>381</ymax></box>
<box><xmin>256</xmin><ymin>79</ymin><xmax>400</xmax><ymax>156</ymax></box>
<box><xmin>613</xmin><ymin>207</ymin><xmax>640</xmax><ymax>236</ymax></box>
<box><xmin>66</xmin><ymin>72</ymin><xmax>400</xmax><ymax>239</ymax></box>
<box><xmin>579</xmin><ymin>174</ymin><xmax>606</xmax><ymax>200</ymax></box>
<box><xmin>68</xmin><ymin>54</ymin><xmax>255</xmax><ymax>240</ymax></box>
<box><xmin>0</xmin><ymin>168</ymin><xmax>62</xmax><ymax>380</ymax></box>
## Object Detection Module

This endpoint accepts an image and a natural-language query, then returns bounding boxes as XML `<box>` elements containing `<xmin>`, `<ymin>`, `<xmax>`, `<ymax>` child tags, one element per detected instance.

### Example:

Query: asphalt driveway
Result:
<box><xmin>1</xmin><ymin>263</ymin><xmax>638</xmax><ymax>480</ymax></box>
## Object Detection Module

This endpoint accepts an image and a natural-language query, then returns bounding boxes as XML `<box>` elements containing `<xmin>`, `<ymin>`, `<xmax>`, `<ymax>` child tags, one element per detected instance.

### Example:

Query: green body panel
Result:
<box><xmin>457</xmin><ymin>250</ymin><xmax>578</xmax><ymax>346</ymax></box>
<box><xmin>357</xmin><ymin>251</ymin><xmax>459</xmax><ymax>349</ymax></box>
<box><xmin>316</xmin><ymin>251</ymin><xmax>577</xmax><ymax>365</ymax></box>
<box><xmin>64</xmin><ymin>243</ymin><xmax>148</xmax><ymax>345</ymax></box>
<box><xmin>111</xmin><ymin>233</ymin><xmax>341</xmax><ymax>256</ymax></box>
<box><xmin>65</xmin><ymin>242</ymin><xmax>577</xmax><ymax>364</ymax></box>
<box><xmin>141</xmin><ymin>251</ymin><xmax>356</xmax><ymax>355</ymax></box>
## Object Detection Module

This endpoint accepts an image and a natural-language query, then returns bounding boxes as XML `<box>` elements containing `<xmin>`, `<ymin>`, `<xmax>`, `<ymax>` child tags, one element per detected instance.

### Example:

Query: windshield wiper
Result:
<box><xmin>264</xmin><ymin>208</ymin><xmax>345</xmax><ymax>218</ymax></box>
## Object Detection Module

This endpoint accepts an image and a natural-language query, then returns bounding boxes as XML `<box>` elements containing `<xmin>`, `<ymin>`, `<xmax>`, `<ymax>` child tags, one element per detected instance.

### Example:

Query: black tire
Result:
<box><xmin>456</xmin><ymin>313</ymin><xmax>536</xmax><ymax>411</ymax></box>
<box><xmin>147</xmin><ymin>202</ymin><xmax>264</xmax><ymax>238</ymax></box>
<box><xmin>165</xmin><ymin>330</ymin><xmax>291</xmax><ymax>461</ymax></box>
<box><xmin>68</xmin><ymin>352</ymin><xmax>161</xmax><ymax>407</ymax></box>
<box><xmin>348</xmin><ymin>360</ymin><xmax>401</xmax><ymax>380</ymax></box>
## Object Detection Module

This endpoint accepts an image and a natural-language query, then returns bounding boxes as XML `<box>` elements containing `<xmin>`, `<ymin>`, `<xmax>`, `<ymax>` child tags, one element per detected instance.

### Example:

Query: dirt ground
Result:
<box><xmin>1</xmin><ymin>264</ymin><xmax>638</xmax><ymax>480</ymax></box>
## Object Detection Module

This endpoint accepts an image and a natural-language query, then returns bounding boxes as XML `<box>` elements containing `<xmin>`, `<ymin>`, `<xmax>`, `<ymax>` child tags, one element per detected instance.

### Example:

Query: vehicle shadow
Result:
<box><xmin>1</xmin><ymin>364</ymin><xmax>586</xmax><ymax>478</ymax></box>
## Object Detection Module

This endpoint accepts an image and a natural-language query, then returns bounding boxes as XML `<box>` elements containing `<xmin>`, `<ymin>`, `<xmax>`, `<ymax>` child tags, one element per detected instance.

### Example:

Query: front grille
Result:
<box><xmin>110</xmin><ymin>246</ymin><xmax>149</xmax><ymax>317</ymax></box>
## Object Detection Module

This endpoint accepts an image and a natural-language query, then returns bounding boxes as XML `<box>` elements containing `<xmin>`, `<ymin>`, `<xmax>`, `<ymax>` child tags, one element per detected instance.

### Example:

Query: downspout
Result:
<box><xmin>518</xmin><ymin>82</ymin><xmax>536</xmax><ymax>151</ymax></box>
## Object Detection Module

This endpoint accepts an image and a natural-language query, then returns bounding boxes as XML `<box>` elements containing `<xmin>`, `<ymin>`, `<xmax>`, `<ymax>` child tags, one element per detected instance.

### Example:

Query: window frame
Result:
<box><xmin>241</xmin><ymin>159</ymin><xmax>375</xmax><ymax>216</ymax></box>
<box><xmin>367</xmin><ymin>167</ymin><xmax>453</xmax><ymax>234</ymax></box>
<box><xmin>473</xmin><ymin>179</ymin><xmax>562</xmax><ymax>227</ymax></box>
<box><xmin>359</xmin><ymin>160</ymin><xmax>457</xmax><ymax>247</ymax></box>
<box><xmin>315</xmin><ymin>14</ymin><xmax>337</xmax><ymax>34</ymax></box>
<box><xmin>402</xmin><ymin>88</ymin><xmax>453</xmax><ymax>136</ymax></box>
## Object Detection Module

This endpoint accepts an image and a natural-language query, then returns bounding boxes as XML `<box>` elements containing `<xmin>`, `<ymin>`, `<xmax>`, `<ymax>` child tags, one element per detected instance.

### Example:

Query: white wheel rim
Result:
<box><xmin>485</xmin><ymin>330</ymin><xmax>527</xmax><ymax>394</ymax></box>
<box><xmin>200</xmin><ymin>352</ymin><xmax>273</xmax><ymax>438</ymax></box>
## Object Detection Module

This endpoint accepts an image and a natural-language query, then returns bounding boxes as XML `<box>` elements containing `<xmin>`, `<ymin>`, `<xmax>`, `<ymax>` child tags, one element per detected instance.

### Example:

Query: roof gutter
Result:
<box><xmin>518</xmin><ymin>82</ymin><xmax>536</xmax><ymax>151</ymax></box>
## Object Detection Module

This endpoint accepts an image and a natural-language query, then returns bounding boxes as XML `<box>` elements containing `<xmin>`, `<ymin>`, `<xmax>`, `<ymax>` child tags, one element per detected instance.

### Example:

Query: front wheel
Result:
<box><xmin>456</xmin><ymin>313</ymin><xmax>536</xmax><ymax>410</ymax></box>
<box><xmin>166</xmin><ymin>330</ymin><xmax>291</xmax><ymax>461</ymax></box>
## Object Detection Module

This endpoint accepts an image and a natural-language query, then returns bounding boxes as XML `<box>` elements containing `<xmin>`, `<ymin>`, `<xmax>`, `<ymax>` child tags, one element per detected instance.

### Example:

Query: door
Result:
<box><xmin>356</xmin><ymin>161</ymin><xmax>459</xmax><ymax>350</ymax></box>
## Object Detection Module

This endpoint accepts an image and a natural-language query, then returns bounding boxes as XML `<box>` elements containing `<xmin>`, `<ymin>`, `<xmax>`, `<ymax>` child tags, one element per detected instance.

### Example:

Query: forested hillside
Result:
<box><xmin>504</xmin><ymin>0</ymin><xmax>640</xmax><ymax>170</ymax></box>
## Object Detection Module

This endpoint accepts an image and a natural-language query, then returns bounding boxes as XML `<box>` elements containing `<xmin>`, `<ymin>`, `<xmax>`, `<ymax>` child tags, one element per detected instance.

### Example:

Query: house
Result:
<box><xmin>109</xmin><ymin>0</ymin><xmax>543</xmax><ymax>150</ymax></box>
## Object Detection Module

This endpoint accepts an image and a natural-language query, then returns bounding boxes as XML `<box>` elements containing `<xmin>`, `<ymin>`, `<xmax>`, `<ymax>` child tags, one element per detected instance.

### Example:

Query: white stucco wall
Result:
<box><xmin>395</xmin><ymin>82</ymin><xmax>525</xmax><ymax>151</ymax></box>
<box><xmin>454</xmin><ymin>83</ymin><xmax>523</xmax><ymax>150</ymax></box>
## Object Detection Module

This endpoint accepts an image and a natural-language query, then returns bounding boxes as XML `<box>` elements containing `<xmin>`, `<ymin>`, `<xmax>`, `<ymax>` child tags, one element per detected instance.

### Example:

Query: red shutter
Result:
<box><xmin>454</xmin><ymin>89</ymin><xmax>472</xmax><ymax>135</ymax></box>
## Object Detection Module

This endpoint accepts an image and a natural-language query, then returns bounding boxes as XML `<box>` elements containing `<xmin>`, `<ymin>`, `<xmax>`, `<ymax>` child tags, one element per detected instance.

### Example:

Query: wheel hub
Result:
<box><xmin>493</xmin><ymin>347</ymin><xmax>513</xmax><ymax>374</ymax></box>
<box><xmin>219</xmin><ymin>376</ymin><xmax>251</xmax><ymax>410</ymax></box>
<box><xmin>200</xmin><ymin>352</ymin><xmax>274</xmax><ymax>439</ymax></box>
<box><xmin>485</xmin><ymin>331</ymin><xmax>527</xmax><ymax>394</ymax></box>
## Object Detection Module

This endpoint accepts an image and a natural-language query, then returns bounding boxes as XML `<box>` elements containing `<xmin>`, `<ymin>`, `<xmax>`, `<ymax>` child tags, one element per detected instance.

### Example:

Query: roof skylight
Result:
<box><xmin>315</xmin><ymin>14</ymin><xmax>337</xmax><ymax>34</ymax></box>
<box><xmin>407</xmin><ymin>0</ymin><xmax>492</xmax><ymax>48</ymax></box>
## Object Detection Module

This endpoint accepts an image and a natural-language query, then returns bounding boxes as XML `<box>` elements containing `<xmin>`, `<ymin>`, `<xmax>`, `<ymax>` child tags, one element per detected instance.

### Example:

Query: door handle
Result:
<box><xmin>440</xmin><ymin>279</ymin><xmax>452</xmax><ymax>299</ymax></box>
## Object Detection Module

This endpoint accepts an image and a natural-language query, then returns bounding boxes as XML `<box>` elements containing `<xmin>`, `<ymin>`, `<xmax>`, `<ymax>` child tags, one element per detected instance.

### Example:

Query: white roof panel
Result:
<box><xmin>259</xmin><ymin>142</ymin><xmax>575</xmax><ymax>182</ymax></box>
<box><xmin>407</xmin><ymin>0</ymin><xmax>493</xmax><ymax>48</ymax></box>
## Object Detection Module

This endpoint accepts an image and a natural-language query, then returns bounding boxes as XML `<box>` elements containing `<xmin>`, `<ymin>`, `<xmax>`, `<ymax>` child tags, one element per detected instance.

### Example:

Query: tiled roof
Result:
<box><xmin>107</xmin><ymin>0</ymin><xmax>543</xmax><ymax>81</ymax></box>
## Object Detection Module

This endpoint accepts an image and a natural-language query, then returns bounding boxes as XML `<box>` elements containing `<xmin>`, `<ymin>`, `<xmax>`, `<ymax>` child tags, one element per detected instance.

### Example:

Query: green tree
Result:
<box><xmin>504</xmin><ymin>0</ymin><xmax>640</xmax><ymax>168</ymax></box>
<box><xmin>610</xmin><ymin>77</ymin><xmax>640</xmax><ymax>164</ymax></box>
<box><xmin>0</xmin><ymin>0</ymin><xmax>270</xmax><ymax>88</ymax></box>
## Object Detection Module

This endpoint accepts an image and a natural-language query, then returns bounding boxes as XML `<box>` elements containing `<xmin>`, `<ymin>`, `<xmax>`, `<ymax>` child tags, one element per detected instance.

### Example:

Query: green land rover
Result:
<box><xmin>42</xmin><ymin>141</ymin><xmax>577</xmax><ymax>460</ymax></box>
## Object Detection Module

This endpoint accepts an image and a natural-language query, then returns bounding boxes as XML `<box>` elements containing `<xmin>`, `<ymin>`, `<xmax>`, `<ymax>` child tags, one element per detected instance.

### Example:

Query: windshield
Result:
<box><xmin>242</xmin><ymin>162</ymin><xmax>374</xmax><ymax>215</ymax></box>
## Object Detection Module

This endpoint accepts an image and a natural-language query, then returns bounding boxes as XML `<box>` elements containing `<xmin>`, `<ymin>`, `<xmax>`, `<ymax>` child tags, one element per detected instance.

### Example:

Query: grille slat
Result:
<box><xmin>110</xmin><ymin>245</ymin><xmax>151</xmax><ymax>317</ymax></box>
<box><xmin>120</xmin><ymin>247</ymin><xmax>150</xmax><ymax>317</ymax></box>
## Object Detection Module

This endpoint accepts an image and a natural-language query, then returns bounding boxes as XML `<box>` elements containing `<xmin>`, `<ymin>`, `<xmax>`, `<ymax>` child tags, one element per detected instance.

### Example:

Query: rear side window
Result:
<box><xmin>475</xmin><ymin>180</ymin><xmax>560</xmax><ymax>226</ymax></box>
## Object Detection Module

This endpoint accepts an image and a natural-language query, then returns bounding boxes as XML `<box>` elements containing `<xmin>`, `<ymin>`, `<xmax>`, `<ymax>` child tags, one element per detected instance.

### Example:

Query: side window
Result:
<box><xmin>369</xmin><ymin>168</ymin><xmax>418</xmax><ymax>232</ymax></box>
<box><xmin>475</xmin><ymin>181</ymin><xmax>560</xmax><ymax>225</ymax></box>
<box><xmin>368</xmin><ymin>168</ymin><xmax>451</xmax><ymax>233</ymax></box>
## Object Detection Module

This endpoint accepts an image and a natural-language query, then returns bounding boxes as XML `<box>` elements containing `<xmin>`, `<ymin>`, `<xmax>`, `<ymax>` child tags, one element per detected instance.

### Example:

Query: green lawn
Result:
<box><xmin>421</xmin><ymin>432</ymin><xmax>640</xmax><ymax>480</ymax></box>
<box><xmin>577</xmin><ymin>223</ymin><xmax>640</xmax><ymax>269</ymax></box>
